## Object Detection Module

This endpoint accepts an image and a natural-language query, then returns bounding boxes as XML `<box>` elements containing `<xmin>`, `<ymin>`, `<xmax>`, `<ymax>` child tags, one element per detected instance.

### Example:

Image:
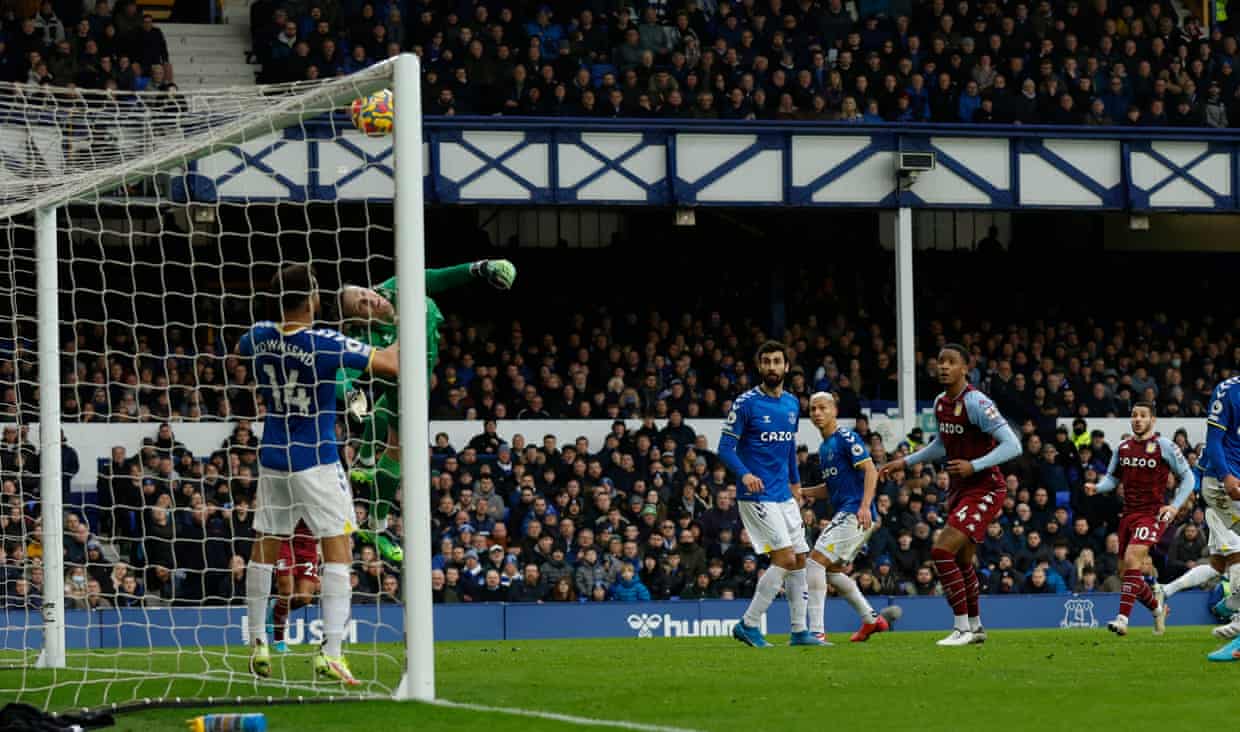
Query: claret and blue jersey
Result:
<box><xmin>238</xmin><ymin>322</ymin><xmax>374</xmax><ymax>472</ymax></box>
<box><xmin>818</xmin><ymin>428</ymin><xmax>877</xmax><ymax>520</ymax></box>
<box><xmin>717</xmin><ymin>386</ymin><xmax>801</xmax><ymax>502</ymax></box>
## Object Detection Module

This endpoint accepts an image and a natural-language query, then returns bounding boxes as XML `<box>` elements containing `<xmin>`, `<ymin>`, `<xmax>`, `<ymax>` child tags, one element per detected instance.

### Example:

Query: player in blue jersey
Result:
<box><xmin>719</xmin><ymin>341</ymin><xmax>825</xmax><ymax>648</ymax></box>
<box><xmin>801</xmin><ymin>392</ymin><xmax>894</xmax><ymax>643</ymax></box>
<box><xmin>239</xmin><ymin>264</ymin><xmax>399</xmax><ymax>686</ymax></box>
<box><xmin>1198</xmin><ymin>376</ymin><xmax>1240</xmax><ymax>661</ymax></box>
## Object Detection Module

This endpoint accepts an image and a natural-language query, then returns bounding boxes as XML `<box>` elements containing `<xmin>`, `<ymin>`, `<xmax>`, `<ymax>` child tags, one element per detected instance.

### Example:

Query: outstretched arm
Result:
<box><xmin>427</xmin><ymin>260</ymin><xmax>517</xmax><ymax>294</ymax></box>
<box><xmin>905</xmin><ymin>438</ymin><xmax>947</xmax><ymax>467</ymax></box>
<box><xmin>369</xmin><ymin>344</ymin><xmax>399</xmax><ymax>378</ymax></box>
<box><xmin>1092</xmin><ymin>448</ymin><xmax>1121</xmax><ymax>494</ymax></box>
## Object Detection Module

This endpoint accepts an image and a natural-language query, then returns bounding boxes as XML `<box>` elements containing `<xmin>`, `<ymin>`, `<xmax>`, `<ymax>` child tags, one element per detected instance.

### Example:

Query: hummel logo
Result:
<box><xmin>627</xmin><ymin>613</ymin><xmax>663</xmax><ymax>638</ymax></box>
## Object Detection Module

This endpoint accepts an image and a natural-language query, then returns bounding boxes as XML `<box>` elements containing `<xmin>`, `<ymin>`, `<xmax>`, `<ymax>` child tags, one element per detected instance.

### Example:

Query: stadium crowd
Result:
<box><xmin>0</xmin><ymin>258</ymin><xmax>1229</xmax><ymax>609</ymax></box>
<box><xmin>249</xmin><ymin>0</ymin><xmax>1240</xmax><ymax>126</ymax></box>
<box><xmin>0</xmin><ymin>409</ymin><xmax>1214</xmax><ymax>610</ymax></box>
<box><xmin>0</xmin><ymin>0</ymin><xmax>173</xmax><ymax>90</ymax></box>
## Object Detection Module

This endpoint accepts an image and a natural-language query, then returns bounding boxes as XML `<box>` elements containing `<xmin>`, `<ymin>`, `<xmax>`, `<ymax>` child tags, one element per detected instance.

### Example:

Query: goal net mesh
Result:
<box><xmin>0</xmin><ymin>60</ymin><xmax>410</xmax><ymax>711</ymax></box>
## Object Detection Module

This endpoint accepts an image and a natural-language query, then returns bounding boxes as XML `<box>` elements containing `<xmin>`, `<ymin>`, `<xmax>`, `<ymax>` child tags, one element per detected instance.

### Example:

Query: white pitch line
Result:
<box><xmin>430</xmin><ymin>698</ymin><xmax>705</xmax><ymax>732</ymax></box>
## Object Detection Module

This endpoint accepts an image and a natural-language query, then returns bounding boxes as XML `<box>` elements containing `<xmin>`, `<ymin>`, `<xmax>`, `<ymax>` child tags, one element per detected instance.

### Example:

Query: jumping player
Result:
<box><xmin>878</xmin><ymin>344</ymin><xmax>1020</xmax><ymax>646</ymax></box>
<box><xmin>720</xmin><ymin>341</ymin><xmax>825</xmax><ymax>648</ymax></box>
<box><xmin>1196</xmin><ymin>376</ymin><xmax>1240</xmax><ymax>661</ymax></box>
<box><xmin>1084</xmin><ymin>402</ymin><xmax>1193</xmax><ymax>637</ymax></box>
<box><xmin>268</xmin><ymin>520</ymin><xmax>320</xmax><ymax>653</ymax></box>
<box><xmin>801</xmin><ymin>392</ymin><xmax>894</xmax><ymax>643</ymax></box>
<box><xmin>241</xmin><ymin>263</ymin><xmax>399</xmax><ymax>686</ymax></box>
<box><xmin>337</xmin><ymin>259</ymin><xmax>516</xmax><ymax>563</ymax></box>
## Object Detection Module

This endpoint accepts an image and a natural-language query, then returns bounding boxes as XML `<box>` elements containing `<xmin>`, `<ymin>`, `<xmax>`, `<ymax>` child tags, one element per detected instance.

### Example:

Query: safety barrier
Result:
<box><xmin>0</xmin><ymin>591</ymin><xmax>1216</xmax><ymax>650</ymax></box>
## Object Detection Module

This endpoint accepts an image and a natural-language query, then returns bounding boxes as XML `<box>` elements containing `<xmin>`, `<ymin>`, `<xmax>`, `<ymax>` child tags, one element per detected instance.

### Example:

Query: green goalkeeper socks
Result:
<box><xmin>373</xmin><ymin>452</ymin><xmax>402</xmax><ymax>526</ymax></box>
<box><xmin>354</xmin><ymin>393</ymin><xmax>392</xmax><ymax>466</ymax></box>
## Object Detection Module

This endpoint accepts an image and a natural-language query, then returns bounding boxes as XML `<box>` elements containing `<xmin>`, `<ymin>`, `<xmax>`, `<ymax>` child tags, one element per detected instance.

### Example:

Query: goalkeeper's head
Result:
<box><xmin>271</xmin><ymin>263</ymin><xmax>320</xmax><ymax>322</ymax></box>
<box><xmin>339</xmin><ymin>284</ymin><xmax>395</xmax><ymax>324</ymax></box>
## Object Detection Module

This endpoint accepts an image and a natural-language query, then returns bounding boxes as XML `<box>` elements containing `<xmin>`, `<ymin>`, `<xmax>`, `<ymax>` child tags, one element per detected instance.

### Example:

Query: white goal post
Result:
<box><xmin>0</xmin><ymin>53</ymin><xmax>433</xmax><ymax>708</ymax></box>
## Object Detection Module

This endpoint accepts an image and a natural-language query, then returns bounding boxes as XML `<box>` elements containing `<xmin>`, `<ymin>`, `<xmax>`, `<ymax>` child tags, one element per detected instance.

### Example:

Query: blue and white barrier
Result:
<box><xmin>0</xmin><ymin>591</ymin><xmax>1218</xmax><ymax>651</ymax></box>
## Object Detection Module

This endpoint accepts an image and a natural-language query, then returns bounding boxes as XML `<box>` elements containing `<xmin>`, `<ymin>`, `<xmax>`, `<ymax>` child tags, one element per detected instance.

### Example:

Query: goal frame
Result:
<box><xmin>21</xmin><ymin>52</ymin><xmax>434</xmax><ymax>703</ymax></box>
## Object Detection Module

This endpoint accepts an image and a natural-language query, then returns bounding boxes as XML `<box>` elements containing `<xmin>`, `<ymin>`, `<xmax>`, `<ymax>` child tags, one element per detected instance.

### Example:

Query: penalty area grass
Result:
<box><xmin>6</xmin><ymin>628</ymin><xmax>1237</xmax><ymax>731</ymax></box>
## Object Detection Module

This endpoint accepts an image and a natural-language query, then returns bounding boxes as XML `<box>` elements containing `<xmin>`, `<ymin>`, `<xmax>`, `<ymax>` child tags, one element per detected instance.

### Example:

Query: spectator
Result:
<box><xmin>1023</xmin><ymin>566</ymin><xmax>1054</xmax><ymax>594</ymax></box>
<box><xmin>548</xmin><ymin>576</ymin><xmax>577</xmax><ymax>602</ymax></box>
<box><xmin>137</xmin><ymin>14</ymin><xmax>168</xmax><ymax>74</ymax></box>
<box><xmin>507</xmin><ymin>563</ymin><xmax>547</xmax><ymax>603</ymax></box>
<box><xmin>1047</xmin><ymin>539</ymin><xmax>1078</xmax><ymax>589</ymax></box>
<box><xmin>679</xmin><ymin>571</ymin><xmax>714</xmax><ymax>599</ymax></box>
<box><xmin>908</xmin><ymin>565</ymin><xmax>939</xmax><ymax>595</ymax></box>
<box><xmin>474</xmin><ymin>569</ymin><xmax>507</xmax><ymax>602</ymax></box>
<box><xmin>1165</xmin><ymin>522</ymin><xmax>1208</xmax><ymax>581</ymax></box>
<box><xmin>609</xmin><ymin>563</ymin><xmax>651</xmax><ymax>601</ymax></box>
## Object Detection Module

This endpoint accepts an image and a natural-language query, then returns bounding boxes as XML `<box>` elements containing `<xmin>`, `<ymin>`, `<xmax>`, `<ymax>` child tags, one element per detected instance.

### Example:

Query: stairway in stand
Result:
<box><xmin>163</xmin><ymin>21</ymin><xmax>258</xmax><ymax>89</ymax></box>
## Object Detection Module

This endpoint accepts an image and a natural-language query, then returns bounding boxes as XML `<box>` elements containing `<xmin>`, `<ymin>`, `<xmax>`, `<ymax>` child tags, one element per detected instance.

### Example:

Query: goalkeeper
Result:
<box><xmin>337</xmin><ymin>259</ymin><xmax>516</xmax><ymax>562</ymax></box>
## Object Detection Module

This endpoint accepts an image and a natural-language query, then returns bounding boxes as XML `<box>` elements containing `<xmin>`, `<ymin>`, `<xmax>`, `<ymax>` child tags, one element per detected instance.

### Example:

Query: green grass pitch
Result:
<box><xmin>5</xmin><ymin>628</ymin><xmax>1238</xmax><ymax>731</ymax></box>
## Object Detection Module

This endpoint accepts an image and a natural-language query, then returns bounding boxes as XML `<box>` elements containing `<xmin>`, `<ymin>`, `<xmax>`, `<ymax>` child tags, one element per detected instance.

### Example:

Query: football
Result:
<box><xmin>350</xmin><ymin>89</ymin><xmax>394</xmax><ymax>136</ymax></box>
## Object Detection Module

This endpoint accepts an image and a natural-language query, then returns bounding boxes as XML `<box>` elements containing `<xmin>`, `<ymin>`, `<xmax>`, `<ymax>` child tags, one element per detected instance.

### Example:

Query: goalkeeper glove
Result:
<box><xmin>346</xmin><ymin>388</ymin><xmax>371</xmax><ymax>423</ymax></box>
<box><xmin>471</xmin><ymin>259</ymin><xmax>517</xmax><ymax>290</ymax></box>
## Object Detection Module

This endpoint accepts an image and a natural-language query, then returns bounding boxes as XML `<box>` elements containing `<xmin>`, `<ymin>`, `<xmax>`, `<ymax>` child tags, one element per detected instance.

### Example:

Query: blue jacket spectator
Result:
<box><xmin>609</xmin><ymin>566</ymin><xmax>652</xmax><ymax>602</ymax></box>
<box><xmin>524</xmin><ymin>6</ymin><xmax>564</xmax><ymax>62</ymax></box>
<box><xmin>957</xmin><ymin>81</ymin><xmax>982</xmax><ymax>122</ymax></box>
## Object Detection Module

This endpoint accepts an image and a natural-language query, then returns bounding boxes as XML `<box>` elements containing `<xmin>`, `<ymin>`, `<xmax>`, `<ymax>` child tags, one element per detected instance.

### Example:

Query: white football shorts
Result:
<box><xmin>812</xmin><ymin>511</ymin><xmax>875</xmax><ymax>564</ymax></box>
<box><xmin>739</xmin><ymin>498</ymin><xmax>810</xmax><ymax>555</ymax></box>
<box><xmin>1201</xmin><ymin>476</ymin><xmax>1240</xmax><ymax>557</ymax></box>
<box><xmin>254</xmin><ymin>462</ymin><xmax>355</xmax><ymax>538</ymax></box>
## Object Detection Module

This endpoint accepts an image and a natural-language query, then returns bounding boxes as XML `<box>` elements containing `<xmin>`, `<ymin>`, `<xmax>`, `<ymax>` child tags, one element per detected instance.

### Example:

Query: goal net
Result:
<box><xmin>0</xmin><ymin>56</ymin><xmax>430</xmax><ymax>713</ymax></box>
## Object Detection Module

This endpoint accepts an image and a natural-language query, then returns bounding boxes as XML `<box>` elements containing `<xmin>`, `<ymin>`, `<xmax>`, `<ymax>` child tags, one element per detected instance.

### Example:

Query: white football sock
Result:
<box><xmin>785</xmin><ymin>567</ymin><xmax>809</xmax><ymax>633</ymax></box>
<box><xmin>1164</xmin><ymin>565</ymin><xmax>1219</xmax><ymax>598</ymax></box>
<box><xmin>246</xmin><ymin>561</ymin><xmax>274</xmax><ymax>646</ymax></box>
<box><xmin>321</xmin><ymin>563</ymin><xmax>351</xmax><ymax>657</ymax></box>
<box><xmin>806</xmin><ymin>559</ymin><xmax>828</xmax><ymax>634</ymax></box>
<box><xmin>969</xmin><ymin>615</ymin><xmax>982</xmax><ymax>632</ymax></box>
<box><xmin>743</xmin><ymin>564</ymin><xmax>787</xmax><ymax>629</ymax></box>
<box><xmin>1228</xmin><ymin>564</ymin><xmax>1240</xmax><ymax>613</ymax></box>
<box><xmin>953</xmin><ymin>614</ymin><xmax>970</xmax><ymax>632</ymax></box>
<box><xmin>828</xmin><ymin>571</ymin><xmax>878</xmax><ymax>623</ymax></box>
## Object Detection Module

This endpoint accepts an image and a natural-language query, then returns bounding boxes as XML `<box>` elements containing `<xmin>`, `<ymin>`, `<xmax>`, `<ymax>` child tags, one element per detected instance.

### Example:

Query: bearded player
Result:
<box><xmin>1084</xmin><ymin>402</ymin><xmax>1192</xmax><ymax>637</ymax></box>
<box><xmin>720</xmin><ymin>341</ymin><xmax>824</xmax><ymax>648</ymax></box>
<box><xmin>267</xmin><ymin>520</ymin><xmax>320</xmax><ymax>653</ymax></box>
<box><xmin>1196</xmin><ymin>376</ymin><xmax>1240</xmax><ymax>661</ymax></box>
<box><xmin>801</xmin><ymin>392</ymin><xmax>895</xmax><ymax>643</ymax></box>
<box><xmin>337</xmin><ymin>259</ymin><xmax>516</xmax><ymax>562</ymax></box>
<box><xmin>878</xmin><ymin>344</ymin><xmax>1020</xmax><ymax>647</ymax></box>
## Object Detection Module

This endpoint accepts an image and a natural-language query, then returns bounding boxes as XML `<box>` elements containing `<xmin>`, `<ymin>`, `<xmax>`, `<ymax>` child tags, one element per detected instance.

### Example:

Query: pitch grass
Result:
<box><xmin>6</xmin><ymin>627</ymin><xmax>1239</xmax><ymax>731</ymax></box>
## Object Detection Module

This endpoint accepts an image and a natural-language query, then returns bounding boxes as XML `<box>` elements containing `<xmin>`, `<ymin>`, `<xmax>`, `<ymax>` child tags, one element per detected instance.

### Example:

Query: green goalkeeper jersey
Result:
<box><xmin>341</xmin><ymin>264</ymin><xmax>474</xmax><ymax>391</ymax></box>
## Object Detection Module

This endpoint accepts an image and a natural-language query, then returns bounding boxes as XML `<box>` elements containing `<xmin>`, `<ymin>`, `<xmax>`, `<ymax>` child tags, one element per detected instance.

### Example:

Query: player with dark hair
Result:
<box><xmin>879</xmin><ymin>344</ymin><xmax>1020</xmax><ymax>646</ymax></box>
<box><xmin>1085</xmin><ymin>402</ymin><xmax>1193</xmax><ymax>637</ymax></box>
<box><xmin>240</xmin><ymin>263</ymin><xmax>399</xmax><ymax>685</ymax></box>
<box><xmin>337</xmin><ymin>259</ymin><xmax>516</xmax><ymax>562</ymax></box>
<box><xmin>721</xmin><ymin>341</ymin><xmax>825</xmax><ymax>648</ymax></box>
